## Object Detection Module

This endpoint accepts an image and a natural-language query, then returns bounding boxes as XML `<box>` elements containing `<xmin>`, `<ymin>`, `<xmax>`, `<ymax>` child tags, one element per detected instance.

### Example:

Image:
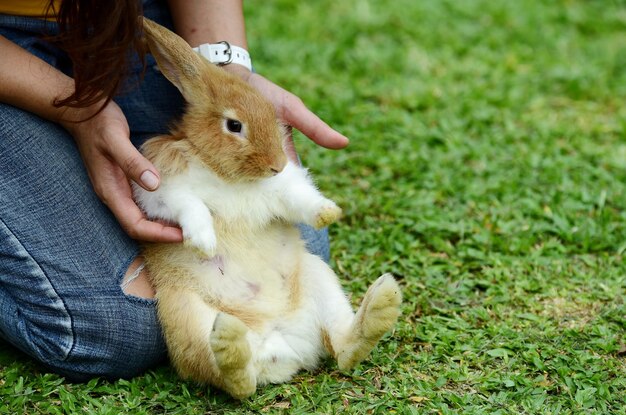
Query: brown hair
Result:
<box><xmin>47</xmin><ymin>0</ymin><xmax>145</xmax><ymax>110</ymax></box>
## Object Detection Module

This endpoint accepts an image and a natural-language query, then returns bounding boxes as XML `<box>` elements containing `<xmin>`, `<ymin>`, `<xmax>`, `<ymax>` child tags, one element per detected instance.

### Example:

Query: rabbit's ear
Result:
<box><xmin>142</xmin><ymin>17</ymin><xmax>206</xmax><ymax>102</ymax></box>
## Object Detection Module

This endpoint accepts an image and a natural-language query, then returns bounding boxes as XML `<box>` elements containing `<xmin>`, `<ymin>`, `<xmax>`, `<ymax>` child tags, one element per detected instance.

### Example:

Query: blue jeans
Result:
<box><xmin>0</xmin><ymin>0</ymin><xmax>329</xmax><ymax>381</ymax></box>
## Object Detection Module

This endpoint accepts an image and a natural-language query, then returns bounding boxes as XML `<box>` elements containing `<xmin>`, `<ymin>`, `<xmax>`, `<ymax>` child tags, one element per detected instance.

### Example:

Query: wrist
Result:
<box><xmin>57</xmin><ymin>99</ymin><xmax>116</xmax><ymax>138</ymax></box>
<box><xmin>221</xmin><ymin>62</ymin><xmax>253</xmax><ymax>81</ymax></box>
<box><xmin>57</xmin><ymin>104</ymin><xmax>99</xmax><ymax>135</ymax></box>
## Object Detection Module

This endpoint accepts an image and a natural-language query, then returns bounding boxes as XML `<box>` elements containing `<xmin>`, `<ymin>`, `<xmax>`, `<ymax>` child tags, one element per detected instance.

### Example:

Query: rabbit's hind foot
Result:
<box><xmin>336</xmin><ymin>273</ymin><xmax>402</xmax><ymax>370</ymax></box>
<box><xmin>210</xmin><ymin>313</ymin><xmax>256</xmax><ymax>399</ymax></box>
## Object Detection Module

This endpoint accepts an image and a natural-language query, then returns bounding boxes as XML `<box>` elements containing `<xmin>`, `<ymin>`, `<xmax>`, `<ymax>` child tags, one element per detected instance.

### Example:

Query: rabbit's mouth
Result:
<box><xmin>244</xmin><ymin>155</ymin><xmax>288</xmax><ymax>180</ymax></box>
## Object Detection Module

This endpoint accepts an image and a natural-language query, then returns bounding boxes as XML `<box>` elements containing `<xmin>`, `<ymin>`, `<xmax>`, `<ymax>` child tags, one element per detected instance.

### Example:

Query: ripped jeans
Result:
<box><xmin>0</xmin><ymin>0</ymin><xmax>329</xmax><ymax>381</ymax></box>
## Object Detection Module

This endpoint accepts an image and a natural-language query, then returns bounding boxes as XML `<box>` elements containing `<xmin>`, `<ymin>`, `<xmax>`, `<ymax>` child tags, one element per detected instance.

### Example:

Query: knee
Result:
<box><xmin>30</xmin><ymin>299</ymin><xmax>167</xmax><ymax>382</ymax></box>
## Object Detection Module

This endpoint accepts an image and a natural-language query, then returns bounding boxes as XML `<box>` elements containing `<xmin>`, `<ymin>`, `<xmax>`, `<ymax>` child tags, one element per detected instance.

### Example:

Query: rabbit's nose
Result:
<box><xmin>269</xmin><ymin>156</ymin><xmax>287</xmax><ymax>175</ymax></box>
<box><xmin>269</xmin><ymin>165</ymin><xmax>284</xmax><ymax>175</ymax></box>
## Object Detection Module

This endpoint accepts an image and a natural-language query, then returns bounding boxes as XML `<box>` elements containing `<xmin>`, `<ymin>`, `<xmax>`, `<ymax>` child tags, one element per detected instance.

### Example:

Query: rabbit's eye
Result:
<box><xmin>226</xmin><ymin>119</ymin><xmax>243</xmax><ymax>134</ymax></box>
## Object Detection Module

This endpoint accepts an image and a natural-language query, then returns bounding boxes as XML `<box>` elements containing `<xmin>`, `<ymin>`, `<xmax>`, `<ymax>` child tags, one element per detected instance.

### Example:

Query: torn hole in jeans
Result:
<box><xmin>121</xmin><ymin>262</ymin><xmax>145</xmax><ymax>292</ymax></box>
<box><xmin>121</xmin><ymin>258</ymin><xmax>156</xmax><ymax>299</ymax></box>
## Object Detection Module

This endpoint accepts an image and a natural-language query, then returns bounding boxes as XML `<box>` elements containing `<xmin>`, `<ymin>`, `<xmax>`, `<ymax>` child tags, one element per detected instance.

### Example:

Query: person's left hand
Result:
<box><xmin>61</xmin><ymin>100</ymin><xmax>184</xmax><ymax>243</ymax></box>
<box><xmin>224</xmin><ymin>65</ymin><xmax>349</xmax><ymax>162</ymax></box>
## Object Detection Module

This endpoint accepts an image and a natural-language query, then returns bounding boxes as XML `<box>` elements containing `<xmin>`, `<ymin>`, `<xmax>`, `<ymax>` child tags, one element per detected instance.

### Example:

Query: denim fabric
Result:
<box><xmin>0</xmin><ymin>0</ymin><xmax>330</xmax><ymax>381</ymax></box>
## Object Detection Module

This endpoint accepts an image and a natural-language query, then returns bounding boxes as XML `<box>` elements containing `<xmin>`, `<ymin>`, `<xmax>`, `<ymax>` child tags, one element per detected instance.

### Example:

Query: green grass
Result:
<box><xmin>3</xmin><ymin>0</ymin><xmax>626</xmax><ymax>413</ymax></box>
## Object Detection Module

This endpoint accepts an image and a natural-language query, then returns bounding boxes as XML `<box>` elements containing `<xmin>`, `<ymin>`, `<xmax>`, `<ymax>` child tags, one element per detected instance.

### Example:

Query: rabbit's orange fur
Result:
<box><xmin>135</xmin><ymin>18</ymin><xmax>402</xmax><ymax>399</ymax></box>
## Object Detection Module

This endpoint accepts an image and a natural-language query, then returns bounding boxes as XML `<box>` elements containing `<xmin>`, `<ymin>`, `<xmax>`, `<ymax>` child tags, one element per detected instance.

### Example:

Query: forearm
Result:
<box><xmin>166</xmin><ymin>0</ymin><xmax>247</xmax><ymax>48</ymax></box>
<box><xmin>0</xmin><ymin>35</ymin><xmax>91</xmax><ymax>127</ymax></box>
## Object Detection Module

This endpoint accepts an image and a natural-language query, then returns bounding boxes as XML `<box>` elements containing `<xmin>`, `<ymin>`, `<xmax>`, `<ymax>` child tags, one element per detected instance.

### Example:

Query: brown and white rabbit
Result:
<box><xmin>134</xmin><ymin>18</ymin><xmax>402</xmax><ymax>399</ymax></box>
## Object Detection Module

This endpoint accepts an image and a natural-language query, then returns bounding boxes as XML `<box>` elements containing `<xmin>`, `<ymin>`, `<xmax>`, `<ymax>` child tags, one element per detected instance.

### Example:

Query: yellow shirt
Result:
<box><xmin>0</xmin><ymin>0</ymin><xmax>61</xmax><ymax>18</ymax></box>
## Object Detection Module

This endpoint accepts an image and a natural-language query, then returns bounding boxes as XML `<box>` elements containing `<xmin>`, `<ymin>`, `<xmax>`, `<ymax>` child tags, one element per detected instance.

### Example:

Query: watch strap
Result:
<box><xmin>192</xmin><ymin>41</ymin><xmax>252</xmax><ymax>71</ymax></box>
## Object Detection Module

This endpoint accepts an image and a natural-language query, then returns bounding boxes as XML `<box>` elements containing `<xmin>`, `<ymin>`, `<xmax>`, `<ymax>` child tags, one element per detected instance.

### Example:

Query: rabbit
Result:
<box><xmin>134</xmin><ymin>17</ymin><xmax>402</xmax><ymax>399</ymax></box>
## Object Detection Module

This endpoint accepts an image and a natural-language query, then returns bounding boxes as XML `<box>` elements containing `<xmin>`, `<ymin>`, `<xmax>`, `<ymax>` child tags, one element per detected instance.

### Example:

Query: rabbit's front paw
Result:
<box><xmin>313</xmin><ymin>202</ymin><xmax>342</xmax><ymax>229</ymax></box>
<box><xmin>183</xmin><ymin>229</ymin><xmax>217</xmax><ymax>258</ymax></box>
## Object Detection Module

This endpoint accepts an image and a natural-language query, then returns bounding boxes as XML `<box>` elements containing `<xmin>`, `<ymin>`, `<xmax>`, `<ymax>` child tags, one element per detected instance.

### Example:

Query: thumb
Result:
<box><xmin>108</xmin><ymin>137</ymin><xmax>160</xmax><ymax>191</ymax></box>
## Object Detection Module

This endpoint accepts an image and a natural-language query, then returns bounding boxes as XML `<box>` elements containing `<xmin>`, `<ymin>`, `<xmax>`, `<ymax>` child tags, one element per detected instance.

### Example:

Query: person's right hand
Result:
<box><xmin>224</xmin><ymin>65</ymin><xmax>349</xmax><ymax>163</ymax></box>
<box><xmin>60</xmin><ymin>101</ymin><xmax>183</xmax><ymax>243</ymax></box>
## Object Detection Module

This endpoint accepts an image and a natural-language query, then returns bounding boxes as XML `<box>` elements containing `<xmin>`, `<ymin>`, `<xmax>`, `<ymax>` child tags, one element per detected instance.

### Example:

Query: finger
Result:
<box><xmin>131</xmin><ymin>219</ymin><xmax>184</xmax><ymax>243</ymax></box>
<box><xmin>282</xmin><ymin>94</ymin><xmax>349</xmax><ymax>149</ymax></box>
<box><xmin>107</xmin><ymin>192</ymin><xmax>183</xmax><ymax>242</ymax></box>
<box><xmin>105</xmin><ymin>134</ymin><xmax>161</xmax><ymax>191</ymax></box>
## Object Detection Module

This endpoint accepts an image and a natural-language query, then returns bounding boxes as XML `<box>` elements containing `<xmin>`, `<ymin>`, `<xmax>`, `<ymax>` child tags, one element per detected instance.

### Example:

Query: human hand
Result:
<box><xmin>224</xmin><ymin>65</ymin><xmax>349</xmax><ymax>162</ymax></box>
<box><xmin>60</xmin><ymin>101</ymin><xmax>183</xmax><ymax>242</ymax></box>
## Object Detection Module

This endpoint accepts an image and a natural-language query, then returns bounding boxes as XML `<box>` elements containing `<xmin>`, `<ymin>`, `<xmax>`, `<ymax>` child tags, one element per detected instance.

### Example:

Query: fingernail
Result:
<box><xmin>140</xmin><ymin>170</ymin><xmax>159</xmax><ymax>190</ymax></box>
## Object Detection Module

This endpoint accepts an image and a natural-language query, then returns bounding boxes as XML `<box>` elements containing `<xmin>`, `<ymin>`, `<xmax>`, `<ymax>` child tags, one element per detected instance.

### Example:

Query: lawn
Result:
<box><xmin>2</xmin><ymin>0</ymin><xmax>626</xmax><ymax>413</ymax></box>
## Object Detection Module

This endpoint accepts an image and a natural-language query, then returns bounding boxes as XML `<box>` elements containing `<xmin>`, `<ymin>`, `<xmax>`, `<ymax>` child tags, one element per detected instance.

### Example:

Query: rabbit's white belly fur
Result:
<box><xmin>187</xmin><ymin>224</ymin><xmax>328</xmax><ymax>384</ymax></box>
<box><xmin>248</xmin><ymin>306</ymin><xmax>325</xmax><ymax>384</ymax></box>
<box><xmin>191</xmin><ymin>223</ymin><xmax>302</xmax><ymax>308</ymax></box>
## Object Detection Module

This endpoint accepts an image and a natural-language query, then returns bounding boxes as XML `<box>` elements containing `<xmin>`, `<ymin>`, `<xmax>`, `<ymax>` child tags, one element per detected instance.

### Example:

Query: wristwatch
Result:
<box><xmin>192</xmin><ymin>41</ymin><xmax>252</xmax><ymax>71</ymax></box>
